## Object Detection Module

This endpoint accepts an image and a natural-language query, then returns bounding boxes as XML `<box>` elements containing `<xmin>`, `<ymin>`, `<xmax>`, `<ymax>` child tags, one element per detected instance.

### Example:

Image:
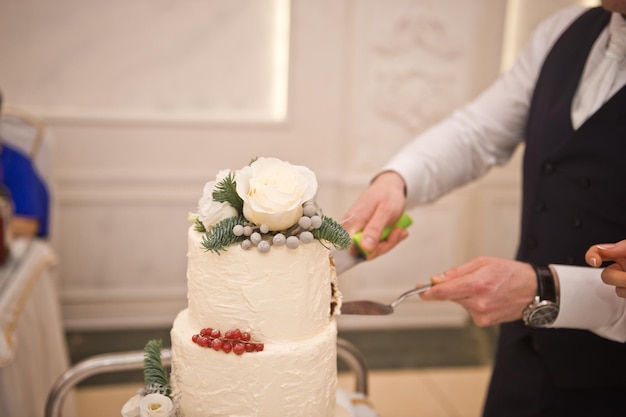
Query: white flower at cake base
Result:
<box><xmin>121</xmin><ymin>394</ymin><xmax>142</xmax><ymax>417</ymax></box>
<box><xmin>139</xmin><ymin>393</ymin><xmax>174</xmax><ymax>417</ymax></box>
<box><xmin>196</xmin><ymin>170</ymin><xmax>238</xmax><ymax>230</ymax></box>
<box><xmin>235</xmin><ymin>157</ymin><xmax>318</xmax><ymax>231</ymax></box>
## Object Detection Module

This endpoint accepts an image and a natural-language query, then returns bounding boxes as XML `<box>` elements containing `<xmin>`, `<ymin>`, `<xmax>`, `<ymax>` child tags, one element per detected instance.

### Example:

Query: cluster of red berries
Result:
<box><xmin>191</xmin><ymin>328</ymin><xmax>264</xmax><ymax>355</ymax></box>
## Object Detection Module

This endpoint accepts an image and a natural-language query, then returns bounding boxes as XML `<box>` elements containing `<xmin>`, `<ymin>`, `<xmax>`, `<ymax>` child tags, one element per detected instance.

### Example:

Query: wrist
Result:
<box><xmin>522</xmin><ymin>263</ymin><xmax>560</xmax><ymax>327</ymax></box>
<box><xmin>371</xmin><ymin>170</ymin><xmax>407</xmax><ymax>197</ymax></box>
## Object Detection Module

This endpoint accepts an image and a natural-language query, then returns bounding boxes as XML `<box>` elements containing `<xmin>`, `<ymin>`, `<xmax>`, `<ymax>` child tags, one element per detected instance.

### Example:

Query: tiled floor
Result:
<box><xmin>73</xmin><ymin>365</ymin><xmax>492</xmax><ymax>417</ymax></box>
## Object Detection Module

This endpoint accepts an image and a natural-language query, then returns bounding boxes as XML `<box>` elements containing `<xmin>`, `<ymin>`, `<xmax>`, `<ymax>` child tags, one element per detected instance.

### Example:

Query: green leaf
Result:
<box><xmin>212</xmin><ymin>173</ymin><xmax>243</xmax><ymax>215</ymax></box>
<box><xmin>201</xmin><ymin>215</ymin><xmax>247</xmax><ymax>253</ymax></box>
<box><xmin>143</xmin><ymin>339</ymin><xmax>170</xmax><ymax>395</ymax></box>
<box><xmin>311</xmin><ymin>215</ymin><xmax>351</xmax><ymax>250</ymax></box>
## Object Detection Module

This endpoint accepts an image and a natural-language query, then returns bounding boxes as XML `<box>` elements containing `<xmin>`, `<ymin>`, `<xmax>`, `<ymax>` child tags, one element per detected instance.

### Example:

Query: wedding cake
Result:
<box><xmin>122</xmin><ymin>157</ymin><xmax>351</xmax><ymax>417</ymax></box>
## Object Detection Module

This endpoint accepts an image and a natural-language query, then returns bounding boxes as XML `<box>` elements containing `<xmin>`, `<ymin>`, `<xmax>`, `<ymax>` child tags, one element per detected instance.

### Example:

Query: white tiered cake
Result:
<box><xmin>122</xmin><ymin>157</ymin><xmax>351</xmax><ymax>417</ymax></box>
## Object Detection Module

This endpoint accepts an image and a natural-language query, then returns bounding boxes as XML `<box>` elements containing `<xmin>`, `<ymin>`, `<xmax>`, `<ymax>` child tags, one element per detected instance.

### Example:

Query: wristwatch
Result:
<box><xmin>522</xmin><ymin>264</ymin><xmax>559</xmax><ymax>327</ymax></box>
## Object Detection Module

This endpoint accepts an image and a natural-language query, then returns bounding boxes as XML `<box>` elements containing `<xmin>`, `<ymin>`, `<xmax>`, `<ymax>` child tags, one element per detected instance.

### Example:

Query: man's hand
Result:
<box><xmin>342</xmin><ymin>171</ymin><xmax>408</xmax><ymax>258</ymax></box>
<box><xmin>586</xmin><ymin>240</ymin><xmax>626</xmax><ymax>298</ymax></box>
<box><xmin>420</xmin><ymin>257</ymin><xmax>537</xmax><ymax>327</ymax></box>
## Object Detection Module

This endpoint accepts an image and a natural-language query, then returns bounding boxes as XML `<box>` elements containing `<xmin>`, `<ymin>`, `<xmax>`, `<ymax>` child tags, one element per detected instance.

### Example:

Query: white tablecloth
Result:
<box><xmin>0</xmin><ymin>238</ymin><xmax>76</xmax><ymax>417</ymax></box>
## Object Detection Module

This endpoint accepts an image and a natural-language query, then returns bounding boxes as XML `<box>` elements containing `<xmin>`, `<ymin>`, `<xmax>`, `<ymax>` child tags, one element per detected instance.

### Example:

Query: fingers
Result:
<box><xmin>342</xmin><ymin>171</ymin><xmax>407</xmax><ymax>256</ymax></box>
<box><xmin>586</xmin><ymin>239</ymin><xmax>626</xmax><ymax>268</ymax></box>
<box><xmin>601</xmin><ymin>263</ymin><xmax>626</xmax><ymax>287</ymax></box>
<box><xmin>367</xmin><ymin>228</ymin><xmax>409</xmax><ymax>259</ymax></box>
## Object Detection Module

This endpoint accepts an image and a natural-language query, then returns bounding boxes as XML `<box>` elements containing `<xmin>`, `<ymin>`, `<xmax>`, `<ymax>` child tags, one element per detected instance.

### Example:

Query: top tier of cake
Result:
<box><xmin>186</xmin><ymin>157</ymin><xmax>350</xmax><ymax>343</ymax></box>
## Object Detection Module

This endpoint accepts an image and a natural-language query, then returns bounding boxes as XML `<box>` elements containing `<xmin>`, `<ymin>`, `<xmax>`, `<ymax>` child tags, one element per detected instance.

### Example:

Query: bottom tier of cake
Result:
<box><xmin>170</xmin><ymin>309</ymin><xmax>338</xmax><ymax>417</ymax></box>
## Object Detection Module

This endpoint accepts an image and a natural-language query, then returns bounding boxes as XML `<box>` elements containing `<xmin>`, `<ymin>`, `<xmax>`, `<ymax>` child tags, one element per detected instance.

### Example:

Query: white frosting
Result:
<box><xmin>171</xmin><ymin>310</ymin><xmax>337</xmax><ymax>417</ymax></box>
<box><xmin>170</xmin><ymin>226</ymin><xmax>341</xmax><ymax>416</ymax></box>
<box><xmin>186</xmin><ymin>227</ymin><xmax>334</xmax><ymax>343</ymax></box>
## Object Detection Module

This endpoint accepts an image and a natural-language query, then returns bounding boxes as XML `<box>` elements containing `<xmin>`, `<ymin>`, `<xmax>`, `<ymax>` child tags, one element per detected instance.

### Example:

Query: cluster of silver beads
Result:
<box><xmin>234</xmin><ymin>201</ymin><xmax>323</xmax><ymax>253</ymax></box>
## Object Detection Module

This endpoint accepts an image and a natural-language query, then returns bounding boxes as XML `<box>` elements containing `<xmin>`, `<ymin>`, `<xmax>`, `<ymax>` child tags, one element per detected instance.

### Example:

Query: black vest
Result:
<box><xmin>504</xmin><ymin>7</ymin><xmax>626</xmax><ymax>387</ymax></box>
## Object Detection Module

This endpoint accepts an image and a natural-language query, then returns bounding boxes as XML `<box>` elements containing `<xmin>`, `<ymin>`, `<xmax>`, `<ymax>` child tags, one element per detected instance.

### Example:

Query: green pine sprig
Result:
<box><xmin>193</xmin><ymin>217</ymin><xmax>206</xmax><ymax>233</ymax></box>
<box><xmin>143</xmin><ymin>339</ymin><xmax>170</xmax><ymax>396</ymax></box>
<box><xmin>201</xmin><ymin>215</ymin><xmax>247</xmax><ymax>253</ymax></box>
<box><xmin>311</xmin><ymin>215</ymin><xmax>351</xmax><ymax>250</ymax></box>
<box><xmin>212</xmin><ymin>173</ymin><xmax>244</xmax><ymax>215</ymax></box>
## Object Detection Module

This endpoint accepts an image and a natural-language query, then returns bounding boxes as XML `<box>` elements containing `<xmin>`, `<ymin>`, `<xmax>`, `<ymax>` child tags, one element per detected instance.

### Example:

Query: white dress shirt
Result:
<box><xmin>382</xmin><ymin>7</ymin><xmax>626</xmax><ymax>342</ymax></box>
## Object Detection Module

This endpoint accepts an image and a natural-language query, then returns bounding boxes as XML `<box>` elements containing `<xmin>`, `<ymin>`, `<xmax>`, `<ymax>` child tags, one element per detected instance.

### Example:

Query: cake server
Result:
<box><xmin>332</xmin><ymin>249</ymin><xmax>365</xmax><ymax>275</ymax></box>
<box><xmin>340</xmin><ymin>283</ymin><xmax>433</xmax><ymax>315</ymax></box>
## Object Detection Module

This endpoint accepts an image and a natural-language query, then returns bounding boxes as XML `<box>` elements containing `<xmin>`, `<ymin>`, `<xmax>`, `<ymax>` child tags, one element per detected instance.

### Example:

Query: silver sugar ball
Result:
<box><xmin>273</xmin><ymin>233</ymin><xmax>286</xmax><ymax>246</ymax></box>
<box><xmin>298</xmin><ymin>216</ymin><xmax>312</xmax><ymax>230</ymax></box>
<box><xmin>243</xmin><ymin>225</ymin><xmax>253</xmax><ymax>236</ymax></box>
<box><xmin>303</xmin><ymin>203</ymin><xmax>318</xmax><ymax>217</ymax></box>
<box><xmin>257</xmin><ymin>240</ymin><xmax>271</xmax><ymax>253</ymax></box>
<box><xmin>310</xmin><ymin>215</ymin><xmax>323</xmax><ymax>229</ymax></box>
<box><xmin>240</xmin><ymin>239</ymin><xmax>252</xmax><ymax>250</ymax></box>
<box><xmin>250</xmin><ymin>232</ymin><xmax>262</xmax><ymax>245</ymax></box>
<box><xmin>299</xmin><ymin>231</ymin><xmax>314</xmax><ymax>243</ymax></box>
<box><xmin>233</xmin><ymin>224</ymin><xmax>245</xmax><ymax>236</ymax></box>
<box><xmin>259</xmin><ymin>224</ymin><xmax>270</xmax><ymax>234</ymax></box>
<box><xmin>286</xmin><ymin>236</ymin><xmax>300</xmax><ymax>249</ymax></box>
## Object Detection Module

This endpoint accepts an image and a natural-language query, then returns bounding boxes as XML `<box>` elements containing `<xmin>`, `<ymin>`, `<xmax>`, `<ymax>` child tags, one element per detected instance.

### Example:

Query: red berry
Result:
<box><xmin>224</xmin><ymin>330</ymin><xmax>234</xmax><ymax>339</ymax></box>
<box><xmin>240</xmin><ymin>332</ymin><xmax>251</xmax><ymax>342</ymax></box>
<box><xmin>244</xmin><ymin>343</ymin><xmax>254</xmax><ymax>352</ymax></box>
<box><xmin>233</xmin><ymin>342</ymin><xmax>245</xmax><ymax>355</ymax></box>
<box><xmin>197</xmin><ymin>336</ymin><xmax>210</xmax><ymax>347</ymax></box>
<box><xmin>200</xmin><ymin>328</ymin><xmax>212</xmax><ymax>337</ymax></box>
<box><xmin>255</xmin><ymin>343</ymin><xmax>264</xmax><ymax>352</ymax></box>
<box><xmin>231</xmin><ymin>329</ymin><xmax>242</xmax><ymax>340</ymax></box>
<box><xmin>222</xmin><ymin>341</ymin><xmax>233</xmax><ymax>353</ymax></box>
<box><xmin>210</xmin><ymin>329</ymin><xmax>221</xmax><ymax>339</ymax></box>
<box><xmin>211</xmin><ymin>338</ymin><xmax>223</xmax><ymax>351</ymax></box>
<box><xmin>192</xmin><ymin>334</ymin><xmax>199</xmax><ymax>343</ymax></box>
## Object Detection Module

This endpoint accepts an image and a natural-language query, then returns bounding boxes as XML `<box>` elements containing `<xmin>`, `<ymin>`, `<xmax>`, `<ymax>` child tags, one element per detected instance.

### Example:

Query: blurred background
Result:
<box><xmin>0</xmin><ymin>0</ymin><xmax>599</xmax><ymax>415</ymax></box>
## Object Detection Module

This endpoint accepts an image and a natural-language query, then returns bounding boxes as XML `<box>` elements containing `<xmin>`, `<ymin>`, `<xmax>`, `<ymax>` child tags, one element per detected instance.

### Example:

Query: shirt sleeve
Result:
<box><xmin>550</xmin><ymin>264</ymin><xmax>626</xmax><ymax>343</ymax></box>
<box><xmin>381</xmin><ymin>6</ymin><xmax>587</xmax><ymax>206</ymax></box>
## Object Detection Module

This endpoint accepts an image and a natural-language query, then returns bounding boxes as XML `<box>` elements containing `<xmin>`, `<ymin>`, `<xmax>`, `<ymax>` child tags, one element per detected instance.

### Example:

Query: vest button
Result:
<box><xmin>571</xmin><ymin>218</ymin><xmax>582</xmax><ymax>228</ymax></box>
<box><xmin>534</xmin><ymin>201</ymin><xmax>546</xmax><ymax>212</ymax></box>
<box><xmin>543</xmin><ymin>162</ymin><xmax>554</xmax><ymax>173</ymax></box>
<box><xmin>577</xmin><ymin>177</ymin><xmax>590</xmax><ymax>189</ymax></box>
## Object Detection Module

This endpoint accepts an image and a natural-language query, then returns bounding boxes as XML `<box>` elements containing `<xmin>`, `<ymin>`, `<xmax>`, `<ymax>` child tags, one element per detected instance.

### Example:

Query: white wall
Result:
<box><xmin>0</xmin><ymin>0</ymin><xmax>591</xmax><ymax>331</ymax></box>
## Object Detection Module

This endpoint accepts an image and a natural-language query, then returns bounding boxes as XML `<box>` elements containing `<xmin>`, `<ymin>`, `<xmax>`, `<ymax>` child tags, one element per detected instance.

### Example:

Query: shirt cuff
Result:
<box><xmin>551</xmin><ymin>264</ymin><xmax>626</xmax><ymax>343</ymax></box>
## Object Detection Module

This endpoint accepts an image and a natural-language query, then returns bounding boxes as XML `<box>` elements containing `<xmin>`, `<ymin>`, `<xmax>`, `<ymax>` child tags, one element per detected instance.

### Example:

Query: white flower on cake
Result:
<box><xmin>121</xmin><ymin>393</ymin><xmax>174</xmax><ymax>417</ymax></box>
<box><xmin>139</xmin><ymin>393</ymin><xmax>174</xmax><ymax>417</ymax></box>
<box><xmin>121</xmin><ymin>394</ymin><xmax>142</xmax><ymax>417</ymax></box>
<box><xmin>235</xmin><ymin>157</ymin><xmax>318</xmax><ymax>231</ymax></box>
<box><xmin>196</xmin><ymin>171</ymin><xmax>238</xmax><ymax>230</ymax></box>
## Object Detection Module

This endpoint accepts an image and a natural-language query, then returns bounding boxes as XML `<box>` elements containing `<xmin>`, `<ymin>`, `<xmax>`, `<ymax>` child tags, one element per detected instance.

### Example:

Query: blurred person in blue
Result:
<box><xmin>0</xmin><ymin>91</ymin><xmax>49</xmax><ymax>238</ymax></box>
<box><xmin>343</xmin><ymin>2</ymin><xmax>626</xmax><ymax>416</ymax></box>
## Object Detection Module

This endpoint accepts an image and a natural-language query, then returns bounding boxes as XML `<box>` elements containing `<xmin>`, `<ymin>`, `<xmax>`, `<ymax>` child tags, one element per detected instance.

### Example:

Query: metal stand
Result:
<box><xmin>45</xmin><ymin>337</ymin><xmax>369</xmax><ymax>417</ymax></box>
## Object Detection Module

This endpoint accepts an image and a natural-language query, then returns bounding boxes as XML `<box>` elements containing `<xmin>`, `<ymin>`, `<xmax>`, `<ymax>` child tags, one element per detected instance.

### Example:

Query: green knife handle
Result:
<box><xmin>352</xmin><ymin>213</ymin><xmax>413</xmax><ymax>256</ymax></box>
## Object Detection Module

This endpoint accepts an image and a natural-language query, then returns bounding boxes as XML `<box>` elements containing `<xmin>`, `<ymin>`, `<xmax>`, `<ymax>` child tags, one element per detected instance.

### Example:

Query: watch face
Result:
<box><xmin>527</xmin><ymin>301</ymin><xmax>559</xmax><ymax>327</ymax></box>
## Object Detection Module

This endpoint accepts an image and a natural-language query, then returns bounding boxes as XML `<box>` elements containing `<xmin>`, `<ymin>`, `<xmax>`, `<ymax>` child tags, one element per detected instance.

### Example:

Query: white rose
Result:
<box><xmin>235</xmin><ymin>157</ymin><xmax>318</xmax><ymax>231</ymax></box>
<box><xmin>139</xmin><ymin>393</ymin><xmax>174</xmax><ymax>417</ymax></box>
<box><xmin>198</xmin><ymin>200</ymin><xmax>238</xmax><ymax>230</ymax></box>
<box><xmin>121</xmin><ymin>394</ymin><xmax>142</xmax><ymax>417</ymax></box>
<box><xmin>196</xmin><ymin>172</ymin><xmax>238</xmax><ymax>229</ymax></box>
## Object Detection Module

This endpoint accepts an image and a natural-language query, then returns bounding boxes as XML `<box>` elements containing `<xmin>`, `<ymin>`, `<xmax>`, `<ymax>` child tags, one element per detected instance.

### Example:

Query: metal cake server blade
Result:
<box><xmin>340</xmin><ymin>283</ymin><xmax>433</xmax><ymax>315</ymax></box>
<box><xmin>331</xmin><ymin>249</ymin><xmax>365</xmax><ymax>275</ymax></box>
